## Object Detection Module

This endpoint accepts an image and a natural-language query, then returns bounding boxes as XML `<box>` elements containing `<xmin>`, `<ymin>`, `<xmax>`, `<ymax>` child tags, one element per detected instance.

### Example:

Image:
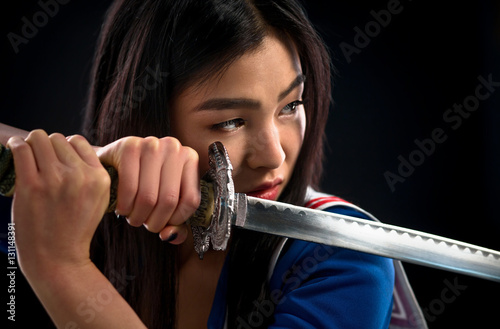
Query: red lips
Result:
<box><xmin>246</xmin><ymin>178</ymin><xmax>283</xmax><ymax>200</ymax></box>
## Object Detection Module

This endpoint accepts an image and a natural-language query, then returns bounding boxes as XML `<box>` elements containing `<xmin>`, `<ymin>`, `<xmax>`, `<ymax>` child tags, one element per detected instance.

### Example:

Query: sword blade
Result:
<box><xmin>233</xmin><ymin>194</ymin><xmax>500</xmax><ymax>282</ymax></box>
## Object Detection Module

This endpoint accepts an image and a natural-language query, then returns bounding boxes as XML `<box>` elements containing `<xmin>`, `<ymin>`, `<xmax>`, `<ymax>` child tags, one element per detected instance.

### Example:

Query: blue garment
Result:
<box><xmin>208</xmin><ymin>206</ymin><xmax>395</xmax><ymax>329</ymax></box>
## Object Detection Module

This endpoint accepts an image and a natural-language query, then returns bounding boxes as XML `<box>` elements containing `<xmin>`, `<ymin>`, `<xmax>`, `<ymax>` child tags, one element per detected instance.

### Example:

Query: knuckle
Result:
<box><xmin>48</xmin><ymin>132</ymin><xmax>70</xmax><ymax>148</ymax></box>
<box><xmin>161</xmin><ymin>136</ymin><xmax>181</xmax><ymax>153</ymax></box>
<box><xmin>25</xmin><ymin>129</ymin><xmax>48</xmax><ymax>145</ymax></box>
<box><xmin>183</xmin><ymin>146</ymin><xmax>199</xmax><ymax>162</ymax></box>
<box><xmin>142</xmin><ymin>136</ymin><xmax>160</xmax><ymax>152</ymax></box>
<box><xmin>91</xmin><ymin>168</ymin><xmax>111</xmax><ymax>191</ymax></box>
<box><xmin>136</xmin><ymin>191</ymin><xmax>158</xmax><ymax>209</ymax></box>
<box><xmin>67</xmin><ymin>134</ymin><xmax>87</xmax><ymax>144</ymax></box>
<box><xmin>28</xmin><ymin>129</ymin><xmax>48</xmax><ymax>139</ymax></box>
<box><xmin>162</xmin><ymin>191</ymin><xmax>179</xmax><ymax>209</ymax></box>
<box><xmin>144</xmin><ymin>136</ymin><xmax>159</xmax><ymax>142</ymax></box>
<box><xmin>120</xmin><ymin>136</ymin><xmax>141</xmax><ymax>154</ymax></box>
<box><xmin>100</xmin><ymin>168</ymin><xmax>112</xmax><ymax>186</ymax></box>
<box><xmin>48</xmin><ymin>132</ymin><xmax>66</xmax><ymax>141</ymax></box>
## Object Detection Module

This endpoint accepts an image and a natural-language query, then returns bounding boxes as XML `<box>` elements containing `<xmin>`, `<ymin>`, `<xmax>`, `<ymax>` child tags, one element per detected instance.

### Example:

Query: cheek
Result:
<box><xmin>281</xmin><ymin>109</ymin><xmax>306</xmax><ymax>176</ymax></box>
<box><xmin>298</xmin><ymin>108</ymin><xmax>306</xmax><ymax>142</ymax></box>
<box><xmin>285</xmin><ymin>108</ymin><xmax>306</xmax><ymax>159</ymax></box>
<box><xmin>169</xmin><ymin>122</ymin><xmax>210</xmax><ymax>176</ymax></box>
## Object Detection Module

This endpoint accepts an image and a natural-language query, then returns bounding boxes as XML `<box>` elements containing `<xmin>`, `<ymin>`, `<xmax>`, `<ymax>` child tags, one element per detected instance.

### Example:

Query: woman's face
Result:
<box><xmin>171</xmin><ymin>33</ymin><xmax>306</xmax><ymax>200</ymax></box>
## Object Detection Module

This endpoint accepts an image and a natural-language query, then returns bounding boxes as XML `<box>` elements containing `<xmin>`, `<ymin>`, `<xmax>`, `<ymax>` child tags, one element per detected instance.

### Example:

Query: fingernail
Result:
<box><xmin>115</xmin><ymin>211</ymin><xmax>126</xmax><ymax>220</ymax></box>
<box><xmin>164</xmin><ymin>233</ymin><xmax>178</xmax><ymax>243</ymax></box>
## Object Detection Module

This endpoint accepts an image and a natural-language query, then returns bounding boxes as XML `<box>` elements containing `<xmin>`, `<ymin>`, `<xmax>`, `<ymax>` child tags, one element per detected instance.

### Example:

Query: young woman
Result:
<box><xmin>4</xmin><ymin>0</ymin><xmax>425</xmax><ymax>328</ymax></box>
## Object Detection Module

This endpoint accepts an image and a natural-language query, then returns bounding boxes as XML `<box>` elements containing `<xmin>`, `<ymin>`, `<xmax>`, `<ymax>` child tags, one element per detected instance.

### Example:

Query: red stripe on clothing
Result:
<box><xmin>305</xmin><ymin>196</ymin><xmax>350</xmax><ymax>209</ymax></box>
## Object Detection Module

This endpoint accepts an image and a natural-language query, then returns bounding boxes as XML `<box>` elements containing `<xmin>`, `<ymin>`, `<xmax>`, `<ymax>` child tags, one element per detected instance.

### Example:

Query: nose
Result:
<box><xmin>246</xmin><ymin>125</ymin><xmax>285</xmax><ymax>170</ymax></box>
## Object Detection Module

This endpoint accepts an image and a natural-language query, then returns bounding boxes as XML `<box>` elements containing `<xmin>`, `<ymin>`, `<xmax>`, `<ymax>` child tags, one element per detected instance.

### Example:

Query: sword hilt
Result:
<box><xmin>0</xmin><ymin>144</ymin><xmax>15</xmax><ymax>197</ymax></box>
<box><xmin>189</xmin><ymin>180</ymin><xmax>215</xmax><ymax>228</ymax></box>
<box><xmin>0</xmin><ymin>141</ymin><xmax>231</xmax><ymax>258</ymax></box>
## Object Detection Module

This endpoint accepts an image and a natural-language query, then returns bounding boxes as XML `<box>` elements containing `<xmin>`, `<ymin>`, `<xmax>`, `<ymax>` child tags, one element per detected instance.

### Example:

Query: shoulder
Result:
<box><xmin>305</xmin><ymin>187</ymin><xmax>379</xmax><ymax>218</ymax></box>
<box><xmin>266</xmin><ymin>189</ymin><xmax>394</xmax><ymax>328</ymax></box>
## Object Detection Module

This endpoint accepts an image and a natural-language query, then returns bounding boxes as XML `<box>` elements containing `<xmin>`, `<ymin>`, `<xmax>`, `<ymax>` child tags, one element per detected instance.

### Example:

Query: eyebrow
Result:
<box><xmin>278</xmin><ymin>73</ymin><xmax>306</xmax><ymax>102</ymax></box>
<box><xmin>194</xmin><ymin>73</ymin><xmax>306</xmax><ymax>112</ymax></box>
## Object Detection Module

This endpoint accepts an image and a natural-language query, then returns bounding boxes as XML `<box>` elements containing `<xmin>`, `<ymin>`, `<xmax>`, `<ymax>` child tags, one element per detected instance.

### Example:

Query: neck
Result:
<box><xmin>176</xmin><ymin>226</ymin><xmax>228</xmax><ymax>329</ymax></box>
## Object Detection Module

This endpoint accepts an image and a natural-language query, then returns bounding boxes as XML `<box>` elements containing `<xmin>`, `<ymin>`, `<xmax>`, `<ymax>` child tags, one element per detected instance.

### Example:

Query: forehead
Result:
<box><xmin>174</xmin><ymin>33</ymin><xmax>303</xmax><ymax>106</ymax></box>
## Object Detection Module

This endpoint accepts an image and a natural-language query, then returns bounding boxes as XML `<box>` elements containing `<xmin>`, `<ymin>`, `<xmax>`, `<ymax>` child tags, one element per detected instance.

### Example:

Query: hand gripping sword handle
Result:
<box><xmin>0</xmin><ymin>143</ymin><xmax>119</xmax><ymax>213</ymax></box>
<box><xmin>0</xmin><ymin>142</ymin><xmax>224</xmax><ymax>252</ymax></box>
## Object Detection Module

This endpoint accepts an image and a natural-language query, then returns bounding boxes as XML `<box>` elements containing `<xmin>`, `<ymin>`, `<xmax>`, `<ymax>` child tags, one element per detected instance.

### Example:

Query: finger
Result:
<box><xmin>67</xmin><ymin>135</ymin><xmax>101</xmax><ymax>168</ymax></box>
<box><xmin>159</xmin><ymin>223</ymin><xmax>188</xmax><ymax>244</ymax></box>
<box><xmin>49</xmin><ymin>133</ymin><xmax>83</xmax><ymax>167</ymax></box>
<box><xmin>24</xmin><ymin>130</ymin><xmax>59</xmax><ymax>173</ymax></box>
<box><xmin>168</xmin><ymin>148</ymin><xmax>200</xmax><ymax>226</ymax></box>
<box><xmin>142</xmin><ymin>151</ymin><xmax>184</xmax><ymax>232</ymax></box>
<box><xmin>127</xmin><ymin>139</ymin><xmax>163</xmax><ymax>226</ymax></box>
<box><xmin>111</xmin><ymin>141</ymin><xmax>141</xmax><ymax>217</ymax></box>
<box><xmin>7</xmin><ymin>136</ymin><xmax>38</xmax><ymax>185</ymax></box>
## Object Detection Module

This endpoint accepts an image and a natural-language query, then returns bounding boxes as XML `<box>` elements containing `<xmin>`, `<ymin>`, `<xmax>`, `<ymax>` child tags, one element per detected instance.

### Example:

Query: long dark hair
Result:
<box><xmin>84</xmin><ymin>0</ymin><xmax>331</xmax><ymax>328</ymax></box>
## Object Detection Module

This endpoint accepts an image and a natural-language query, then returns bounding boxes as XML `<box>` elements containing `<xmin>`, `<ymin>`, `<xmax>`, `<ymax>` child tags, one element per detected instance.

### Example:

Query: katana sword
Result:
<box><xmin>1</xmin><ymin>142</ymin><xmax>499</xmax><ymax>282</ymax></box>
<box><xmin>187</xmin><ymin>142</ymin><xmax>500</xmax><ymax>283</ymax></box>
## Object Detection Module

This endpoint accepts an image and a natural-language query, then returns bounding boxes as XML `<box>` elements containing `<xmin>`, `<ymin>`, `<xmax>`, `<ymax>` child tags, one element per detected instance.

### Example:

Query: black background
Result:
<box><xmin>1</xmin><ymin>0</ymin><xmax>499</xmax><ymax>328</ymax></box>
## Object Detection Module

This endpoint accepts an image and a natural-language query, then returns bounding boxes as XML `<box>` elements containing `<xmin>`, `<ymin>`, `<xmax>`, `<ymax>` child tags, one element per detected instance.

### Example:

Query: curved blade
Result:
<box><xmin>234</xmin><ymin>195</ymin><xmax>500</xmax><ymax>282</ymax></box>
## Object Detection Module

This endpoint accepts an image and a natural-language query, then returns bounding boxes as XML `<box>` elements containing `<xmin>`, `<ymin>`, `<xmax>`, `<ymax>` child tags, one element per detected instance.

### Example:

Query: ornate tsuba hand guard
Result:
<box><xmin>189</xmin><ymin>142</ymin><xmax>236</xmax><ymax>259</ymax></box>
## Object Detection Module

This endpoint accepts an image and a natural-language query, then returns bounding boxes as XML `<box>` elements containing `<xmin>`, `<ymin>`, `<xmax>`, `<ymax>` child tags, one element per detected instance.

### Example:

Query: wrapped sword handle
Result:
<box><xmin>0</xmin><ymin>144</ymin><xmax>15</xmax><ymax>197</ymax></box>
<box><xmin>0</xmin><ymin>143</ymin><xmax>119</xmax><ymax>213</ymax></box>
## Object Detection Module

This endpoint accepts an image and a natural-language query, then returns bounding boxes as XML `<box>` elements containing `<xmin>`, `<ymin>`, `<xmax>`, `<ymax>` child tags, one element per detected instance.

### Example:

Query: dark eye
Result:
<box><xmin>212</xmin><ymin>118</ymin><xmax>246</xmax><ymax>131</ymax></box>
<box><xmin>281</xmin><ymin>100</ymin><xmax>304</xmax><ymax>114</ymax></box>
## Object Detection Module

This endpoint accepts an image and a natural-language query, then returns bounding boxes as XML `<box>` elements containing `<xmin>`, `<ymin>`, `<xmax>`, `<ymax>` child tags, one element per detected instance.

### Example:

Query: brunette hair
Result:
<box><xmin>84</xmin><ymin>0</ymin><xmax>331</xmax><ymax>327</ymax></box>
